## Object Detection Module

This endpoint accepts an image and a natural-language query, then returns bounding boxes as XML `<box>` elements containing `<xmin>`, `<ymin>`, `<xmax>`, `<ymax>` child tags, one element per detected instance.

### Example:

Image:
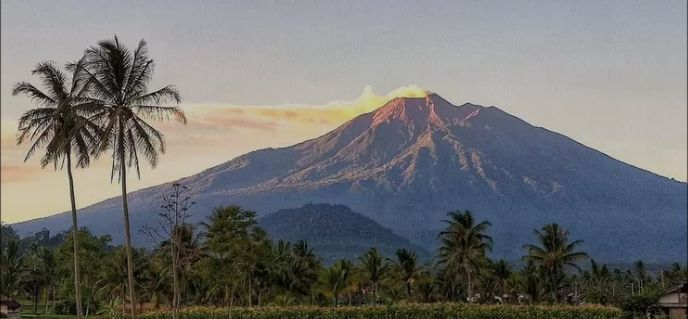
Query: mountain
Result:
<box><xmin>258</xmin><ymin>203</ymin><xmax>430</xmax><ymax>264</ymax></box>
<box><xmin>12</xmin><ymin>93</ymin><xmax>687</xmax><ymax>263</ymax></box>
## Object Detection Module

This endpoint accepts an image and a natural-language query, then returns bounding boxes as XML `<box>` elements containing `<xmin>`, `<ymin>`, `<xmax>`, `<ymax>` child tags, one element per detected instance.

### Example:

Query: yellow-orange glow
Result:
<box><xmin>385</xmin><ymin>85</ymin><xmax>430</xmax><ymax>99</ymax></box>
<box><xmin>178</xmin><ymin>85</ymin><xmax>432</xmax><ymax>130</ymax></box>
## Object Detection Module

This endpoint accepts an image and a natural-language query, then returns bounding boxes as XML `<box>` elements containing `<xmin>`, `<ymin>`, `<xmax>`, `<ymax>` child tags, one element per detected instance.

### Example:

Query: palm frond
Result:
<box><xmin>31</xmin><ymin>61</ymin><xmax>68</xmax><ymax>101</ymax></box>
<box><xmin>12</xmin><ymin>82</ymin><xmax>56</xmax><ymax>107</ymax></box>
<box><xmin>132</xmin><ymin>105</ymin><xmax>187</xmax><ymax>124</ymax></box>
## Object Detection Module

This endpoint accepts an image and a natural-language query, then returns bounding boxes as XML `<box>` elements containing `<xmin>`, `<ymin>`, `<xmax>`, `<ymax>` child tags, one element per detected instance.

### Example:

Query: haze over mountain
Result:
<box><xmin>12</xmin><ymin>92</ymin><xmax>687</xmax><ymax>262</ymax></box>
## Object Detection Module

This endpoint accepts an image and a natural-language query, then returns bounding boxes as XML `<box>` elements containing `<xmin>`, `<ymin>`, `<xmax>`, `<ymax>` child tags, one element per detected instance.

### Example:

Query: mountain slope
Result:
<box><xmin>13</xmin><ymin>93</ymin><xmax>687</xmax><ymax>263</ymax></box>
<box><xmin>258</xmin><ymin>203</ymin><xmax>430</xmax><ymax>264</ymax></box>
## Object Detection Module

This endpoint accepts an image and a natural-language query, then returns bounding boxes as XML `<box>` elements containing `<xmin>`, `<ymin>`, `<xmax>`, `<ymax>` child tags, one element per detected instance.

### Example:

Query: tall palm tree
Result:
<box><xmin>393</xmin><ymin>249</ymin><xmax>422</xmax><ymax>299</ymax></box>
<box><xmin>76</xmin><ymin>36</ymin><xmax>187</xmax><ymax>319</ymax></box>
<box><xmin>522</xmin><ymin>223</ymin><xmax>589</xmax><ymax>303</ymax></box>
<box><xmin>13</xmin><ymin>60</ymin><xmax>99</xmax><ymax>318</ymax></box>
<box><xmin>437</xmin><ymin>210</ymin><xmax>493</xmax><ymax>301</ymax></box>
<box><xmin>358</xmin><ymin>247</ymin><xmax>389</xmax><ymax>303</ymax></box>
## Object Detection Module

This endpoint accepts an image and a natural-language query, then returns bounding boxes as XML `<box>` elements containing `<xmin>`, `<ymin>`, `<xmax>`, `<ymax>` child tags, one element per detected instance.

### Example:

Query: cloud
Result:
<box><xmin>0</xmin><ymin>85</ymin><xmax>429</xmax><ymax>184</ymax></box>
<box><xmin>178</xmin><ymin>85</ymin><xmax>429</xmax><ymax>130</ymax></box>
<box><xmin>189</xmin><ymin>111</ymin><xmax>280</xmax><ymax>132</ymax></box>
<box><xmin>1</xmin><ymin>120</ymin><xmax>18</xmax><ymax>149</ymax></box>
<box><xmin>1</xmin><ymin>164</ymin><xmax>45</xmax><ymax>184</ymax></box>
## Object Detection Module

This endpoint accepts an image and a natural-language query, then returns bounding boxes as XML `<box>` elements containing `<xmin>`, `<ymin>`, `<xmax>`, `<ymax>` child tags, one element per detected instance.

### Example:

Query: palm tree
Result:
<box><xmin>290</xmin><ymin>240</ymin><xmax>321</xmax><ymax>296</ymax></box>
<box><xmin>393</xmin><ymin>249</ymin><xmax>422</xmax><ymax>299</ymax></box>
<box><xmin>12</xmin><ymin>61</ymin><xmax>98</xmax><ymax>319</ymax></box>
<box><xmin>76</xmin><ymin>36</ymin><xmax>187</xmax><ymax>319</ymax></box>
<box><xmin>415</xmin><ymin>274</ymin><xmax>439</xmax><ymax>303</ymax></box>
<box><xmin>24</xmin><ymin>243</ymin><xmax>44</xmax><ymax>314</ymax></box>
<box><xmin>437</xmin><ymin>210</ymin><xmax>493</xmax><ymax>301</ymax></box>
<box><xmin>492</xmin><ymin>259</ymin><xmax>512</xmax><ymax>301</ymax></box>
<box><xmin>1</xmin><ymin>240</ymin><xmax>24</xmax><ymax>299</ymax></box>
<box><xmin>141</xmin><ymin>257</ymin><xmax>171</xmax><ymax>309</ymax></box>
<box><xmin>317</xmin><ymin>259</ymin><xmax>352</xmax><ymax>307</ymax></box>
<box><xmin>38</xmin><ymin>248</ymin><xmax>57</xmax><ymax>313</ymax></box>
<box><xmin>97</xmin><ymin>247</ymin><xmax>148</xmax><ymax>314</ymax></box>
<box><xmin>358</xmin><ymin>247</ymin><xmax>389</xmax><ymax>303</ymax></box>
<box><xmin>519</xmin><ymin>259</ymin><xmax>546</xmax><ymax>303</ymax></box>
<box><xmin>523</xmin><ymin>223</ymin><xmax>589</xmax><ymax>303</ymax></box>
<box><xmin>665</xmin><ymin>263</ymin><xmax>687</xmax><ymax>286</ymax></box>
<box><xmin>159</xmin><ymin>223</ymin><xmax>202</xmax><ymax>315</ymax></box>
<box><xmin>634</xmin><ymin>260</ymin><xmax>647</xmax><ymax>294</ymax></box>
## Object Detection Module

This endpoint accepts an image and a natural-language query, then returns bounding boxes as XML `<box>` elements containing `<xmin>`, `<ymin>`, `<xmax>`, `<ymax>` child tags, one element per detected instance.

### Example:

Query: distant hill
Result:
<box><xmin>13</xmin><ymin>92</ymin><xmax>687</xmax><ymax>263</ymax></box>
<box><xmin>258</xmin><ymin>203</ymin><xmax>430</xmax><ymax>264</ymax></box>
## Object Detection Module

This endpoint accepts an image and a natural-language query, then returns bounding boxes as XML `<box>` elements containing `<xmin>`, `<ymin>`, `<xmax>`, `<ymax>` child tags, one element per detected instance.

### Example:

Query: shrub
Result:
<box><xmin>139</xmin><ymin>303</ymin><xmax>635</xmax><ymax>319</ymax></box>
<box><xmin>618</xmin><ymin>294</ymin><xmax>660</xmax><ymax>318</ymax></box>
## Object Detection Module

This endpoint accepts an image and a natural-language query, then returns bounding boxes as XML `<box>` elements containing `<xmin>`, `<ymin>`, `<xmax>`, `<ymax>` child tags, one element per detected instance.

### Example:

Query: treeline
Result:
<box><xmin>1</xmin><ymin>202</ymin><xmax>686</xmax><ymax>317</ymax></box>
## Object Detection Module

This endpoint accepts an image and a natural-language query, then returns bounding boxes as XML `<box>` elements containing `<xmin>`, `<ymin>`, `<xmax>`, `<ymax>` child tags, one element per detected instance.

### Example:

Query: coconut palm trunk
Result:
<box><xmin>44</xmin><ymin>288</ymin><xmax>49</xmax><ymax>313</ymax></box>
<box><xmin>66</xmin><ymin>153</ymin><xmax>84</xmax><ymax>319</ymax></box>
<box><xmin>119</xmin><ymin>149</ymin><xmax>138</xmax><ymax>319</ymax></box>
<box><xmin>465</xmin><ymin>264</ymin><xmax>472</xmax><ymax>301</ymax></box>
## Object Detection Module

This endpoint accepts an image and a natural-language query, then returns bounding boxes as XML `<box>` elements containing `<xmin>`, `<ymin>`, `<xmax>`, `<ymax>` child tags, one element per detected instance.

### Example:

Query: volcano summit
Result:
<box><xmin>13</xmin><ymin>93</ymin><xmax>687</xmax><ymax>262</ymax></box>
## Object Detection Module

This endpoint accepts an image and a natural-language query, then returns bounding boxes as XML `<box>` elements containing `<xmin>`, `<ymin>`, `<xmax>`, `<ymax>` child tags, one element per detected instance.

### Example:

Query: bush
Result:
<box><xmin>618</xmin><ymin>294</ymin><xmax>660</xmax><ymax>318</ymax></box>
<box><xmin>140</xmin><ymin>304</ymin><xmax>634</xmax><ymax>319</ymax></box>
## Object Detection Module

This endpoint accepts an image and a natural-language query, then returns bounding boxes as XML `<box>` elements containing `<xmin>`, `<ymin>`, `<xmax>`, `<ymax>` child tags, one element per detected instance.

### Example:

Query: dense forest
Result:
<box><xmin>258</xmin><ymin>203</ymin><xmax>431</xmax><ymax>263</ymax></box>
<box><xmin>1</xmin><ymin>198</ymin><xmax>686</xmax><ymax>317</ymax></box>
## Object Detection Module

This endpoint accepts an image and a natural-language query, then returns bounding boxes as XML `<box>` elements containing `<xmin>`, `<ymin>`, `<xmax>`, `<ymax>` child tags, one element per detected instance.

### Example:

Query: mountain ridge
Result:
<box><xmin>12</xmin><ymin>93</ymin><xmax>687</xmax><ymax>263</ymax></box>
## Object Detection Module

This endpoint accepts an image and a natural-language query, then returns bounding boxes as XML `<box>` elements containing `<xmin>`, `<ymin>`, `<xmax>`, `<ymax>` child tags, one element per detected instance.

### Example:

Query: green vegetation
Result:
<box><xmin>139</xmin><ymin>304</ymin><xmax>627</xmax><ymax>319</ymax></box>
<box><xmin>1</xmin><ymin>200</ymin><xmax>686</xmax><ymax>318</ymax></box>
<box><xmin>2</xmin><ymin>35</ymin><xmax>686</xmax><ymax>319</ymax></box>
<box><xmin>258</xmin><ymin>203</ymin><xmax>430</xmax><ymax>263</ymax></box>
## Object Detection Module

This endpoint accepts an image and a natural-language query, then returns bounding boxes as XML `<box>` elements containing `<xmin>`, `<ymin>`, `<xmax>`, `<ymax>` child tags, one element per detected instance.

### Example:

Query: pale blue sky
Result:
<box><xmin>1</xmin><ymin>0</ymin><xmax>686</xmax><ymax>221</ymax></box>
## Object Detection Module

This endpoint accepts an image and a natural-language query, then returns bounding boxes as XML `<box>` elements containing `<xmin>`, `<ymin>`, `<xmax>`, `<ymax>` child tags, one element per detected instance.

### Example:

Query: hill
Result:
<box><xmin>258</xmin><ymin>203</ymin><xmax>430</xmax><ymax>264</ymax></box>
<box><xmin>12</xmin><ymin>92</ymin><xmax>687</xmax><ymax>263</ymax></box>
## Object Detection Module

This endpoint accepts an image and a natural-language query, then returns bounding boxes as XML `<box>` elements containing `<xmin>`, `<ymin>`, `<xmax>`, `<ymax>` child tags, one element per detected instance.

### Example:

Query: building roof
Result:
<box><xmin>660</xmin><ymin>282</ymin><xmax>688</xmax><ymax>296</ymax></box>
<box><xmin>0</xmin><ymin>300</ymin><xmax>22</xmax><ymax>309</ymax></box>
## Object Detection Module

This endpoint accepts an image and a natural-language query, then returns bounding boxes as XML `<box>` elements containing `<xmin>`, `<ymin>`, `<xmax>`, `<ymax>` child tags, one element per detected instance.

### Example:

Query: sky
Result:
<box><xmin>1</xmin><ymin>0</ymin><xmax>686</xmax><ymax>223</ymax></box>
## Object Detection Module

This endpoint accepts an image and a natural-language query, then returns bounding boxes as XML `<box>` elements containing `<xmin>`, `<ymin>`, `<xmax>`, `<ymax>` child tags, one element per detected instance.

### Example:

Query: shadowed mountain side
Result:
<box><xmin>13</xmin><ymin>93</ymin><xmax>687</xmax><ymax>263</ymax></box>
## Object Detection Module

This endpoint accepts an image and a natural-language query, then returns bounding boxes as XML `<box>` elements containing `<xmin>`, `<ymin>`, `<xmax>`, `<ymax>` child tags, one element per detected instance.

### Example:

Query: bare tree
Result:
<box><xmin>141</xmin><ymin>183</ymin><xmax>195</xmax><ymax>319</ymax></box>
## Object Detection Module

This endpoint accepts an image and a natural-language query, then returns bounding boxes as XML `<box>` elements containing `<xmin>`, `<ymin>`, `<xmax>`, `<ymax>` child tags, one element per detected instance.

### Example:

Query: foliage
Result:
<box><xmin>437</xmin><ymin>210</ymin><xmax>493</xmax><ymax>301</ymax></box>
<box><xmin>259</xmin><ymin>203</ymin><xmax>430</xmax><ymax>264</ymax></box>
<box><xmin>618</xmin><ymin>294</ymin><xmax>660</xmax><ymax>317</ymax></box>
<box><xmin>138</xmin><ymin>304</ymin><xmax>632</xmax><ymax>319</ymax></box>
<box><xmin>523</xmin><ymin>223</ymin><xmax>590</xmax><ymax>303</ymax></box>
